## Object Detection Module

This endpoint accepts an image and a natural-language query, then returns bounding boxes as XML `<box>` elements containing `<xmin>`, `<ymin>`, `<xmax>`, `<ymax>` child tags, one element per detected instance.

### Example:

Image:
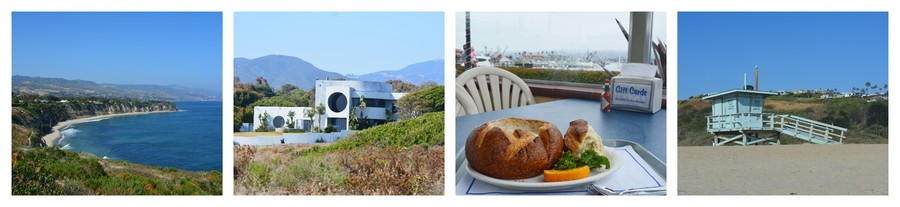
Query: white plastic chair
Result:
<box><xmin>456</xmin><ymin>66</ymin><xmax>536</xmax><ymax>113</ymax></box>
<box><xmin>456</xmin><ymin>84</ymin><xmax>479</xmax><ymax>116</ymax></box>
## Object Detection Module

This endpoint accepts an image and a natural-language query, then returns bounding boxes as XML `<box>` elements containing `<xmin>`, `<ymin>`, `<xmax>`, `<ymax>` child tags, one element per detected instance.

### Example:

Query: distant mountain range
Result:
<box><xmin>346</xmin><ymin>59</ymin><xmax>444</xmax><ymax>85</ymax></box>
<box><xmin>234</xmin><ymin>55</ymin><xmax>443</xmax><ymax>90</ymax></box>
<box><xmin>12</xmin><ymin>75</ymin><xmax>220</xmax><ymax>101</ymax></box>
<box><xmin>234</xmin><ymin>55</ymin><xmax>346</xmax><ymax>91</ymax></box>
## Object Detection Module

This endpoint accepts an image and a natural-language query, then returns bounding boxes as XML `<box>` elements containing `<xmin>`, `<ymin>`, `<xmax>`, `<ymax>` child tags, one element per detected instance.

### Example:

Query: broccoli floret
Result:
<box><xmin>554</xmin><ymin>151</ymin><xmax>578</xmax><ymax>170</ymax></box>
<box><xmin>580</xmin><ymin>150</ymin><xmax>610</xmax><ymax>169</ymax></box>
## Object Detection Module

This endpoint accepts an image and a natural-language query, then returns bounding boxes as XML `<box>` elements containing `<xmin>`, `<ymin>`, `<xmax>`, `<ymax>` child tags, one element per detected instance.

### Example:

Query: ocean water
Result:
<box><xmin>58</xmin><ymin>101</ymin><xmax>222</xmax><ymax>172</ymax></box>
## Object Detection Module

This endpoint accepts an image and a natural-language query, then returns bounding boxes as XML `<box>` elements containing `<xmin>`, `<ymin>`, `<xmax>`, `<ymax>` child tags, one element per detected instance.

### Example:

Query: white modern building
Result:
<box><xmin>252</xmin><ymin>80</ymin><xmax>405</xmax><ymax>132</ymax></box>
<box><xmin>252</xmin><ymin>106</ymin><xmax>312</xmax><ymax>132</ymax></box>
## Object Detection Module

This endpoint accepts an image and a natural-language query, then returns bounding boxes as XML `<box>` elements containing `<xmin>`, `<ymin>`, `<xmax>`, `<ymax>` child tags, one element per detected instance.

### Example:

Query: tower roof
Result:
<box><xmin>702</xmin><ymin>89</ymin><xmax>778</xmax><ymax>100</ymax></box>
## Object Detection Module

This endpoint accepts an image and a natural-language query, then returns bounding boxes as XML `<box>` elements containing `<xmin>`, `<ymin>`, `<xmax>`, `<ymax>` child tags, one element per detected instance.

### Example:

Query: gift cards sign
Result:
<box><xmin>612</xmin><ymin>82</ymin><xmax>652</xmax><ymax>109</ymax></box>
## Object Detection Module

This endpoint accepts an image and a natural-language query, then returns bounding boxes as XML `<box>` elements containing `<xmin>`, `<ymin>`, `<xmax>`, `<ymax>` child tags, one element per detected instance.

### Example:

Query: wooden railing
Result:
<box><xmin>773</xmin><ymin>115</ymin><xmax>846</xmax><ymax>143</ymax></box>
<box><xmin>706</xmin><ymin>113</ymin><xmax>776</xmax><ymax>131</ymax></box>
<box><xmin>706</xmin><ymin>113</ymin><xmax>847</xmax><ymax>144</ymax></box>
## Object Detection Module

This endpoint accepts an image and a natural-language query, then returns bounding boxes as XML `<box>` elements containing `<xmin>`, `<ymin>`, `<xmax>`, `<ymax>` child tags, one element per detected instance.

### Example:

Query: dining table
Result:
<box><xmin>455</xmin><ymin>98</ymin><xmax>667</xmax><ymax>195</ymax></box>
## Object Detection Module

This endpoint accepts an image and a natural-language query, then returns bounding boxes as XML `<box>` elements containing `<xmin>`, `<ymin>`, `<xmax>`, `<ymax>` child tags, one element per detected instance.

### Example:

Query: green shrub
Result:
<box><xmin>12</xmin><ymin>147</ymin><xmax>222</xmax><ymax>195</ymax></box>
<box><xmin>234</xmin><ymin>89</ymin><xmax>265</xmax><ymax>107</ymax></box>
<box><xmin>247</xmin><ymin>161</ymin><xmax>271</xmax><ymax>188</ymax></box>
<box><xmin>396</xmin><ymin>86</ymin><xmax>444</xmax><ymax>119</ymax></box>
<box><xmin>324</xmin><ymin>125</ymin><xmax>337</xmax><ymax>133</ymax></box>
<box><xmin>301</xmin><ymin>112</ymin><xmax>444</xmax><ymax>155</ymax></box>
<box><xmin>249</xmin><ymin>98</ymin><xmax>297</xmax><ymax>108</ymax></box>
<box><xmin>457</xmin><ymin>65</ymin><xmax>616</xmax><ymax>85</ymax></box>
<box><xmin>866</xmin><ymin>100</ymin><xmax>888</xmax><ymax>127</ymax></box>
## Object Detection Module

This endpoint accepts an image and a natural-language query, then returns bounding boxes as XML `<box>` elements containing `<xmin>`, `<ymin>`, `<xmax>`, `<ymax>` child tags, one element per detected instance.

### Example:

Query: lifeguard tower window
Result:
<box><xmin>703</xmin><ymin>89</ymin><xmax>847</xmax><ymax>146</ymax></box>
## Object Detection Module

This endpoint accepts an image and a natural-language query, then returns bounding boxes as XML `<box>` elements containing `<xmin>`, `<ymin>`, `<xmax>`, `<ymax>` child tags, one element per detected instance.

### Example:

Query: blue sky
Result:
<box><xmin>234</xmin><ymin>12</ymin><xmax>444</xmax><ymax>75</ymax></box>
<box><xmin>12</xmin><ymin>12</ymin><xmax>223</xmax><ymax>93</ymax></box>
<box><xmin>678</xmin><ymin>12</ymin><xmax>887</xmax><ymax>100</ymax></box>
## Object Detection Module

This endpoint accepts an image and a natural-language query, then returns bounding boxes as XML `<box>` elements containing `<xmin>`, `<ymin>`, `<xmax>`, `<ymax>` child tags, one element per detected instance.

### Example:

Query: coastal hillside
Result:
<box><xmin>349</xmin><ymin>59</ymin><xmax>445</xmax><ymax>85</ymax></box>
<box><xmin>234</xmin><ymin>55</ymin><xmax>347</xmax><ymax>90</ymax></box>
<box><xmin>13</xmin><ymin>147</ymin><xmax>222</xmax><ymax>195</ymax></box>
<box><xmin>11</xmin><ymin>93</ymin><xmax>224</xmax><ymax>195</ymax></box>
<box><xmin>678</xmin><ymin>95</ymin><xmax>888</xmax><ymax>146</ymax></box>
<box><xmin>12</xmin><ymin>93</ymin><xmax>178</xmax><ymax>148</ymax></box>
<box><xmin>12</xmin><ymin>75</ymin><xmax>220</xmax><ymax>101</ymax></box>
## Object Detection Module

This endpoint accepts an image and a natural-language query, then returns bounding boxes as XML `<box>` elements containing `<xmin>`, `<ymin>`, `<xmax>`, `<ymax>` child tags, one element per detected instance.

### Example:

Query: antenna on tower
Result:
<box><xmin>755</xmin><ymin>65</ymin><xmax>759</xmax><ymax>91</ymax></box>
<box><xmin>744</xmin><ymin>73</ymin><xmax>747</xmax><ymax>90</ymax></box>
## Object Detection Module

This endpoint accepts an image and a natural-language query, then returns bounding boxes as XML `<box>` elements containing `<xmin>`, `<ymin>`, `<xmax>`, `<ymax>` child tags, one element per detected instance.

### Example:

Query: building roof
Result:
<box><xmin>702</xmin><ymin>89</ymin><xmax>778</xmax><ymax>100</ymax></box>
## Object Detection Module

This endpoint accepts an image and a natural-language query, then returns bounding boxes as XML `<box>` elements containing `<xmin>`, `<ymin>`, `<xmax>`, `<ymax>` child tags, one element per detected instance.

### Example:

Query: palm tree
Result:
<box><xmin>257</xmin><ymin>111</ymin><xmax>269</xmax><ymax>132</ymax></box>
<box><xmin>865</xmin><ymin>82</ymin><xmax>872</xmax><ymax>95</ymax></box>
<box><xmin>317</xmin><ymin>102</ymin><xmax>326</xmax><ymax>131</ymax></box>
<box><xmin>305</xmin><ymin>105</ymin><xmax>316</xmax><ymax>132</ymax></box>
<box><xmin>359</xmin><ymin>95</ymin><xmax>367</xmax><ymax>126</ymax></box>
<box><xmin>349</xmin><ymin>107</ymin><xmax>359</xmax><ymax>130</ymax></box>
<box><xmin>385</xmin><ymin>108</ymin><xmax>393</xmax><ymax>122</ymax></box>
<box><xmin>287</xmin><ymin>111</ymin><xmax>296</xmax><ymax>129</ymax></box>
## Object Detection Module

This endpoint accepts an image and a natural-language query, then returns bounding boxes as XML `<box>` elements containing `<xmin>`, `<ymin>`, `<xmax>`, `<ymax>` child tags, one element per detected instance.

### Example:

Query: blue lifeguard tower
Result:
<box><xmin>703</xmin><ymin>89</ymin><xmax>847</xmax><ymax>146</ymax></box>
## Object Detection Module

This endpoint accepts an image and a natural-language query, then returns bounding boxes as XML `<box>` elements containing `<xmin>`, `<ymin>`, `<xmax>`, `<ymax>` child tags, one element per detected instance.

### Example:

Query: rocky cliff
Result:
<box><xmin>11</xmin><ymin>94</ymin><xmax>178</xmax><ymax>148</ymax></box>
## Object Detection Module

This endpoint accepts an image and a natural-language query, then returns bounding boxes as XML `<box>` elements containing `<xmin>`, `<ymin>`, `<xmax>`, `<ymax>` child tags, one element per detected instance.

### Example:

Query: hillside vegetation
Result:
<box><xmin>396</xmin><ymin>86</ymin><xmax>444</xmax><ymax>119</ymax></box>
<box><xmin>234</xmin><ymin>112</ymin><xmax>444</xmax><ymax>195</ymax></box>
<box><xmin>678</xmin><ymin>96</ymin><xmax>888</xmax><ymax>146</ymax></box>
<box><xmin>11</xmin><ymin>93</ymin><xmax>223</xmax><ymax>195</ymax></box>
<box><xmin>13</xmin><ymin>147</ymin><xmax>222</xmax><ymax>195</ymax></box>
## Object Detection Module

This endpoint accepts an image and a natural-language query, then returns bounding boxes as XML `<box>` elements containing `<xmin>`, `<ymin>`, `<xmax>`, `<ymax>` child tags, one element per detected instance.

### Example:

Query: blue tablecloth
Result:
<box><xmin>455</xmin><ymin>99</ymin><xmax>666</xmax><ymax>162</ymax></box>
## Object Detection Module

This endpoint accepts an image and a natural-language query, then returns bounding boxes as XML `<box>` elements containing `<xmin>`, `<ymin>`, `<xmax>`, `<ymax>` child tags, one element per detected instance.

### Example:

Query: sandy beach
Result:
<box><xmin>42</xmin><ymin>111</ymin><xmax>175</xmax><ymax>147</ymax></box>
<box><xmin>678</xmin><ymin>144</ymin><xmax>888</xmax><ymax>195</ymax></box>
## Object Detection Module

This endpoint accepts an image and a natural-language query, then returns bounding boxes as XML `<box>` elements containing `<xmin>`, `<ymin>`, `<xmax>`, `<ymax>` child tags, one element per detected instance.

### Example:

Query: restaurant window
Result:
<box><xmin>455</xmin><ymin>12</ymin><xmax>667</xmax><ymax>103</ymax></box>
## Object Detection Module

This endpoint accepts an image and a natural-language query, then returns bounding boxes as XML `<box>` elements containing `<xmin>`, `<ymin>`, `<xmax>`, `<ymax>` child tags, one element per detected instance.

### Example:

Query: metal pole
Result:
<box><xmin>627</xmin><ymin>12</ymin><xmax>653</xmax><ymax>64</ymax></box>
<box><xmin>464</xmin><ymin>12</ymin><xmax>474</xmax><ymax>69</ymax></box>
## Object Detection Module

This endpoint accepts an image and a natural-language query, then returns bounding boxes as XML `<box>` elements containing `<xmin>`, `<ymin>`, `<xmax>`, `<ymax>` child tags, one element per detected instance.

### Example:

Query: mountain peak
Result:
<box><xmin>354</xmin><ymin>59</ymin><xmax>444</xmax><ymax>85</ymax></box>
<box><xmin>233</xmin><ymin>55</ymin><xmax>345</xmax><ymax>90</ymax></box>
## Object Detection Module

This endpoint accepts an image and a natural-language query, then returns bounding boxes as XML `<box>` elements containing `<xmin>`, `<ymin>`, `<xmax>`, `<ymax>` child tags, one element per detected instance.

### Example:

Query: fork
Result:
<box><xmin>584</xmin><ymin>184</ymin><xmax>667</xmax><ymax>195</ymax></box>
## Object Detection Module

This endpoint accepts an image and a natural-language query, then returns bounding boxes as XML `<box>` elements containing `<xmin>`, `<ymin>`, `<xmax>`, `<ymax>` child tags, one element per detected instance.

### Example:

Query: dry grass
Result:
<box><xmin>687</xmin><ymin>100</ymin><xmax>710</xmax><ymax>109</ymax></box>
<box><xmin>234</xmin><ymin>145</ymin><xmax>443</xmax><ymax>195</ymax></box>
<box><xmin>765</xmin><ymin>100</ymin><xmax>824</xmax><ymax>114</ymax></box>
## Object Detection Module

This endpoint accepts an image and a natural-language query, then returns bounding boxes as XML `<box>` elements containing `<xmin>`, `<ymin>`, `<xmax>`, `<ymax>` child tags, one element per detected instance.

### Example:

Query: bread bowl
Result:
<box><xmin>465</xmin><ymin>118</ymin><xmax>564</xmax><ymax>179</ymax></box>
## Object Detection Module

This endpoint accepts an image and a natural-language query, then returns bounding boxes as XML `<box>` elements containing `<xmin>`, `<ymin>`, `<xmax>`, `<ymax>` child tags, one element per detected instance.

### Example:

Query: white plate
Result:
<box><xmin>465</xmin><ymin>146</ymin><xmax>624</xmax><ymax>191</ymax></box>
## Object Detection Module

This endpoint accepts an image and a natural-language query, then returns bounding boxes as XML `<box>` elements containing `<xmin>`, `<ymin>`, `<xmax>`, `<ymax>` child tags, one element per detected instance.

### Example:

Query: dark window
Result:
<box><xmin>273</xmin><ymin>116</ymin><xmax>285</xmax><ymax>128</ymax></box>
<box><xmin>328</xmin><ymin>92</ymin><xmax>348</xmax><ymax>113</ymax></box>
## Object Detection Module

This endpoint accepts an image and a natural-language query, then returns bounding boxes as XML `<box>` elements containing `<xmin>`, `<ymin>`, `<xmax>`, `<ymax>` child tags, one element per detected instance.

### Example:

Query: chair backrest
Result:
<box><xmin>456</xmin><ymin>84</ymin><xmax>479</xmax><ymax>117</ymax></box>
<box><xmin>456</xmin><ymin>66</ymin><xmax>536</xmax><ymax>113</ymax></box>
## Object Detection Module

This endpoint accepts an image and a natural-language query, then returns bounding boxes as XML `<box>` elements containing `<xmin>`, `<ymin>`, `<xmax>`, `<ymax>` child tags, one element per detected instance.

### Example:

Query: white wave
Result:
<box><xmin>60</xmin><ymin>143</ymin><xmax>72</xmax><ymax>150</ymax></box>
<box><xmin>177</xmin><ymin>109</ymin><xmax>188</xmax><ymax>112</ymax></box>
<box><xmin>61</xmin><ymin>128</ymin><xmax>79</xmax><ymax>137</ymax></box>
<box><xmin>80</xmin><ymin>117</ymin><xmax>109</xmax><ymax>123</ymax></box>
<box><xmin>102</xmin><ymin>156</ymin><xmax>110</xmax><ymax>160</ymax></box>
<box><xmin>57</xmin><ymin>128</ymin><xmax>79</xmax><ymax>143</ymax></box>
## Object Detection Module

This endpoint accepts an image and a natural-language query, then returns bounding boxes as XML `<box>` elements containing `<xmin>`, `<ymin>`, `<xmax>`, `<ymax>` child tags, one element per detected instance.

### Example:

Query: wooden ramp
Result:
<box><xmin>773</xmin><ymin>114</ymin><xmax>845</xmax><ymax>144</ymax></box>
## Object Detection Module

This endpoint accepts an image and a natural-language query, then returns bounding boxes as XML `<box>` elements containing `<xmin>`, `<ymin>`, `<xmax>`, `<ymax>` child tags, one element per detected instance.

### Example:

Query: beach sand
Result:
<box><xmin>678</xmin><ymin>144</ymin><xmax>887</xmax><ymax>195</ymax></box>
<box><xmin>41</xmin><ymin>111</ymin><xmax>175</xmax><ymax>147</ymax></box>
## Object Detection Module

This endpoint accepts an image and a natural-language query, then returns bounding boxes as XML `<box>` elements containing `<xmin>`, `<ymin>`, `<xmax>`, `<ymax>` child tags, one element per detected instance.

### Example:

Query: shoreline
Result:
<box><xmin>42</xmin><ymin>110</ymin><xmax>177</xmax><ymax>147</ymax></box>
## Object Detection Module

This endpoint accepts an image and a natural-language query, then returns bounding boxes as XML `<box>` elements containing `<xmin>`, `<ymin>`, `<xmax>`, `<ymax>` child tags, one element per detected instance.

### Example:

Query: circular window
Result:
<box><xmin>273</xmin><ymin>116</ymin><xmax>285</xmax><ymax>128</ymax></box>
<box><xmin>328</xmin><ymin>92</ymin><xmax>348</xmax><ymax>113</ymax></box>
